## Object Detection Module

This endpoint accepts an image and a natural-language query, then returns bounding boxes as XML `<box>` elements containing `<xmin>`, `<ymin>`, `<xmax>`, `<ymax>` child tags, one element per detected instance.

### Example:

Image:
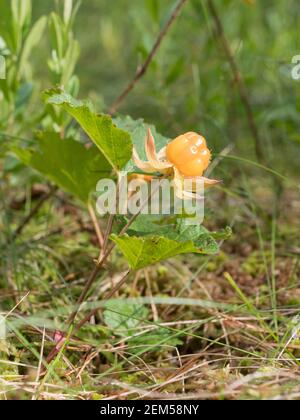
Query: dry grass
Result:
<box><xmin>0</xmin><ymin>174</ymin><xmax>300</xmax><ymax>400</ymax></box>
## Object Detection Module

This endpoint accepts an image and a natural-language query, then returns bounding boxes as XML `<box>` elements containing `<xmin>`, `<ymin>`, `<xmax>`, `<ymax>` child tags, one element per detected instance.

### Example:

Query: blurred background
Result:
<box><xmin>27</xmin><ymin>0</ymin><xmax>300</xmax><ymax>171</ymax></box>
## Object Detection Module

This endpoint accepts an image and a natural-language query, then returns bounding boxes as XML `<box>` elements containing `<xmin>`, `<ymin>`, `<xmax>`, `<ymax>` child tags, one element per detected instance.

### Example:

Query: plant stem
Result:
<box><xmin>207</xmin><ymin>0</ymin><xmax>265</xmax><ymax>164</ymax></box>
<box><xmin>44</xmin><ymin>268</ymin><xmax>132</xmax><ymax>368</ymax></box>
<box><xmin>74</xmin><ymin>269</ymin><xmax>131</xmax><ymax>332</ymax></box>
<box><xmin>66</xmin><ymin>181</ymin><xmax>160</xmax><ymax>327</ymax></box>
<box><xmin>87</xmin><ymin>203</ymin><xmax>104</xmax><ymax>248</ymax></box>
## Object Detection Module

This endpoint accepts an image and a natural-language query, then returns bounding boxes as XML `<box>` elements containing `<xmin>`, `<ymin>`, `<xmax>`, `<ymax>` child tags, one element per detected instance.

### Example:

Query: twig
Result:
<box><xmin>109</xmin><ymin>0</ymin><xmax>188</xmax><ymax>115</ymax></box>
<box><xmin>207</xmin><ymin>0</ymin><xmax>265</xmax><ymax>164</ymax></box>
<box><xmin>74</xmin><ymin>270</ymin><xmax>131</xmax><ymax>332</ymax></box>
<box><xmin>87</xmin><ymin>203</ymin><xmax>104</xmax><ymax>248</ymax></box>
<box><xmin>101</xmin><ymin>214</ymin><xmax>116</xmax><ymax>258</ymax></box>
<box><xmin>13</xmin><ymin>185</ymin><xmax>58</xmax><ymax>239</ymax></box>
<box><xmin>99</xmin><ymin>179</ymin><xmax>120</xmax><ymax>261</ymax></box>
<box><xmin>144</xmin><ymin>269</ymin><xmax>159</xmax><ymax>322</ymax></box>
<box><xmin>66</xmin><ymin>264</ymin><xmax>103</xmax><ymax>327</ymax></box>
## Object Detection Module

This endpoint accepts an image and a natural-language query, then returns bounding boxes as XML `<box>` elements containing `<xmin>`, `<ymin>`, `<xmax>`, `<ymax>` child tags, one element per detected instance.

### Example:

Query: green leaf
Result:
<box><xmin>113</xmin><ymin>115</ymin><xmax>170</xmax><ymax>173</ymax></box>
<box><xmin>0</xmin><ymin>0</ymin><xmax>20</xmax><ymax>53</ymax></box>
<box><xmin>14</xmin><ymin>132</ymin><xmax>111</xmax><ymax>203</ymax></box>
<box><xmin>127</xmin><ymin>215</ymin><xmax>170</xmax><ymax>235</ymax></box>
<box><xmin>61</xmin><ymin>39</ymin><xmax>80</xmax><ymax>86</ymax></box>
<box><xmin>19</xmin><ymin>15</ymin><xmax>47</xmax><ymax>77</ymax></box>
<box><xmin>44</xmin><ymin>88</ymin><xmax>133</xmax><ymax>171</ymax></box>
<box><xmin>111</xmin><ymin>220</ymin><xmax>219</xmax><ymax>270</ymax></box>
<box><xmin>63</xmin><ymin>0</ymin><xmax>74</xmax><ymax>25</ymax></box>
<box><xmin>11</xmin><ymin>0</ymin><xmax>32</xmax><ymax>52</ymax></box>
<box><xmin>11</xmin><ymin>0</ymin><xmax>32</xmax><ymax>31</ymax></box>
<box><xmin>48</xmin><ymin>13</ymin><xmax>65</xmax><ymax>60</ymax></box>
<box><xmin>104</xmin><ymin>301</ymin><xmax>149</xmax><ymax>337</ymax></box>
<box><xmin>129</xmin><ymin>328</ymin><xmax>183</xmax><ymax>351</ymax></box>
<box><xmin>174</xmin><ymin>219</ymin><xmax>220</xmax><ymax>252</ymax></box>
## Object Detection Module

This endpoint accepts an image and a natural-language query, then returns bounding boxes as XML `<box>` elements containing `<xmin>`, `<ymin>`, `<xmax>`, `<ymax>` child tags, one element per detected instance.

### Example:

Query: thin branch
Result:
<box><xmin>109</xmin><ymin>0</ymin><xmax>188</xmax><ymax>115</ymax></box>
<box><xmin>87</xmin><ymin>203</ymin><xmax>104</xmax><ymax>248</ymax></box>
<box><xmin>101</xmin><ymin>175</ymin><xmax>120</xmax><ymax>258</ymax></box>
<box><xmin>65</xmin><ymin>264</ymin><xmax>102</xmax><ymax>327</ymax></box>
<box><xmin>12</xmin><ymin>185</ymin><xmax>58</xmax><ymax>239</ymax></box>
<box><xmin>101</xmin><ymin>214</ymin><xmax>115</xmax><ymax>257</ymax></box>
<box><xmin>207</xmin><ymin>0</ymin><xmax>265</xmax><ymax>164</ymax></box>
<box><xmin>74</xmin><ymin>269</ymin><xmax>131</xmax><ymax>332</ymax></box>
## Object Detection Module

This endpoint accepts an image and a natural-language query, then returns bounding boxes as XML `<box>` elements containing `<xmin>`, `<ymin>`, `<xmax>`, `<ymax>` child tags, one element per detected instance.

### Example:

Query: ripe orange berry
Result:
<box><xmin>166</xmin><ymin>132</ymin><xmax>211</xmax><ymax>177</ymax></box>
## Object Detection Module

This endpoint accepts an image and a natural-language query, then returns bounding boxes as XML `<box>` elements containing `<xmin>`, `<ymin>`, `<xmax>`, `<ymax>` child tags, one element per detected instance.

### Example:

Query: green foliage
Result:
<box><xmin>111</xmin><ymin>219</ymin><xmax>219</xmax><ymax>270</ymax></box>
<box><xmin>18</xmin><ymin>16</ymin><xmax>47</xmax><ymax>78</ymax></box>
<box><xmin>14</xmin><ymin>132</ymin><xmax>111</xmax><ymax>203</ymax></box>
<box><xmin>0</xmin><ymin>0</ymin><xmax>32</xmax><ymax>55</ymax></box>
<box><xmin>48</xmin><ymin>11</ymin><xmax>80</xmax><ymax>87</ymax></box>
<box><xmin>130</xmin><ymin>328</ymin><xmax>182</xmax><ymax>350</ymax></box>
<box><xmin>0</xmin><ymin>0</ymin><xmax>45</xmax><ymax>129</ymax></box>
<box><xmin>103</xmin><ymin>300</ymin><xmax>182</xmax><ymax>351</ymax></box>
<box><xmin>1</xmin><ymin>1</ymin><xmax>228</xmax><ymax>277</ymax></box>
<box><xmin>114</xmin><ymin>115</ymin><xmax>170</xmax><ymax>173</ymax></box>
<box><xmin>44</xmin><ymin>88</ymin><xmax>133</xmax><ymax>171</ymax></box>
<box><xmin>1</xmin><ymin>0</ymin><xmax>300</xmax><ymax>400</ymax></box>
<box><xmin>0</xmin><ymin>0</ymin><xmax>80</xmax><ymax>139</ymax></box>
<box><xmin>104</xmin><ymin>301</ymin><xmax>149</xmax><ymax>337</ymax></box>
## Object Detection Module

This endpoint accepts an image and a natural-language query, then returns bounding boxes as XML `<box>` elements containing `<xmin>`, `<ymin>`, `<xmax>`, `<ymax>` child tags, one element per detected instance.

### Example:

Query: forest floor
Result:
<box><xmin>0</xmin><ymin>175</ymin><xmax>300</xmax><ymax>400</ymax></box>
